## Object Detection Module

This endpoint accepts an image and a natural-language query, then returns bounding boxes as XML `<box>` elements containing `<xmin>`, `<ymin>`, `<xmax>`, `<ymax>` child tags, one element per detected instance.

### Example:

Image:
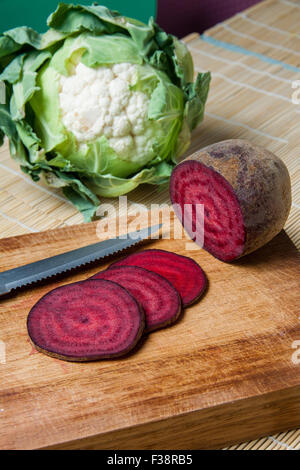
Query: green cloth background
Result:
<box><xmin>0</xmin><ymin>0</ymin><xmax>157</xmax><ymax>33</ymax></box>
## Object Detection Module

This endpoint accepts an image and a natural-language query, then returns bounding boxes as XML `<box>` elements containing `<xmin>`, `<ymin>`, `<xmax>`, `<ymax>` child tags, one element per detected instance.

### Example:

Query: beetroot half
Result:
<box><xmin>170</xmin><ymin>139</ymin><xmax>291</xmax><ymax>262</ymax></box>
<box><xmin>111</xmin><ymin>249</ymin><xmax>207</xmax><ymax>307</ymax></box>
<box><xmin>91</xmin><ymin>266</ymin><xmax>182</xmax><ymax>332</ymax></box>
<box><xmin>27</xmin><ymin>280</ymin><xmax>145</xmax><ymax>362</ymax></box>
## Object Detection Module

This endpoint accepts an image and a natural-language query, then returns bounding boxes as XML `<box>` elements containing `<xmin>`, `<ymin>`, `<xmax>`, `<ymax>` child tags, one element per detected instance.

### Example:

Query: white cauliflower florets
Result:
<box><xmin>59</xmin><ymin>62</ymin><xmax>152</xmax><ymax>162</ymax></box>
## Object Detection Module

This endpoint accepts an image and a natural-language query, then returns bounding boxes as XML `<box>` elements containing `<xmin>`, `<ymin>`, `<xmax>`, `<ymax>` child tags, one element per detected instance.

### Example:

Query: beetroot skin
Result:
<box><xmin>170</xmin><ymin>139</ymin><xmax>291</xmax><ymax>261</ymax></box>
<box><xmin>111</xmin><ymin>249</ymin><xmax>207</xmax><ymax>307</ymax></box>
<box><xmin>91</xmin><ymin>266</ymin><xmax>182</xmax><ymax>332</ymax></box>
<box><xmin>27</xmin><ymin>280</ymin><xmax>145</xmax><ymax>362</ymax></box>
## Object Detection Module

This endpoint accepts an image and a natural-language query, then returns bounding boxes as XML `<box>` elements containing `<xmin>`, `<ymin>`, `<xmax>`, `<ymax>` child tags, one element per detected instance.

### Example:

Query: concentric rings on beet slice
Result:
<box><xmin>91</xmin><ymin>265</ymin><xmax>182</xmax><ymax>332</ymax></box>
<box><xmin>110</xmin><ymin>249</ymin><xmax>207</xmax><ymax>307</ymax></box>
<box><xmin>170</xmin><ymin>159</ymin><xmax>245</xmax><ymax>261</ymax></box>
<box><xmin>27</xmin><ymin>279</ymin><xmax>145</xmax><ymax>362</ymax></box>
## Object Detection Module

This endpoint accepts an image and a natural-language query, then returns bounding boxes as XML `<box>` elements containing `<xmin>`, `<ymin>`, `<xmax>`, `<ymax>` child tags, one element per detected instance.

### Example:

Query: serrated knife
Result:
<box><xmin>0</xmin><ymin>224</ymin><xmax>162</xmax><ymax>297</ymax></box>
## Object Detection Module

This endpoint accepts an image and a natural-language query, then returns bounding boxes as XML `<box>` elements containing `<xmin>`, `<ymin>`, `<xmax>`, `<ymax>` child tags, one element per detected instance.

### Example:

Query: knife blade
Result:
<box><xmin>0</xmin><ymin>224</ymin><xmax>162</xmax><ymax>297</ymax></box>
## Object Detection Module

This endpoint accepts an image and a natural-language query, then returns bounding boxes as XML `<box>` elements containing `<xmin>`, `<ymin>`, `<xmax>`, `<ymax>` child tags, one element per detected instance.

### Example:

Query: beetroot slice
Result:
<box><xmin>27</xmin><ymin>280</ymin><xmax>145</xmax><ymax>362</ymax></box>
<box><xmin>91</xmin><ymin>266</ymin><xmax>182</xmax><ymax>332</ymax></box>
<box><xmin>110</xmin><ymin>249</ymin><xmax>206</xmax><ymax>307</ymax></box>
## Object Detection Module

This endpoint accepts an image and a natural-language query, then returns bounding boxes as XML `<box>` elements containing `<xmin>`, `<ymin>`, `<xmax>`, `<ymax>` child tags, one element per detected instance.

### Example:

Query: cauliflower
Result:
<box><xmin>0</xmin><ymin>2</ymin><xmax>210</xmax><ymax>221</ymax></box>
<box><xmin>58</xmin><ymin>62</ymin><xmax>161</xmax><ymax>165</ymax></box>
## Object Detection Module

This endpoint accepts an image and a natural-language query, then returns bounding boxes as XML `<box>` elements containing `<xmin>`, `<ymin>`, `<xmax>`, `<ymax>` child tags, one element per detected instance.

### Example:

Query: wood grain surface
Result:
<box><xmin>0</xmin><ymin>215</ymin><xmax>299</xmax><ymax>450</ymax></box>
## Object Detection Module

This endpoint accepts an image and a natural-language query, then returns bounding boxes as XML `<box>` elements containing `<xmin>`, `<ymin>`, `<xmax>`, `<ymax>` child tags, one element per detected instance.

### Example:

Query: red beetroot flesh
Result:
<box><xmin>91</xmin><ymin>266</ymin><xmax>182</xmax><ymax>332</ymax></box>
<box><xmin>27</xmin><ymin>280</ymin><xmax>144</xmax><ymax>361</ymax></box>
<box><xmin>170</xmin><ymin>161</ymin><xmax>245</xmax><ymax>261</ymax></box>
<box><xmin>111</xmin><ymin>249</ymin><xmax>206</xmax><ymax>307</ymax></box>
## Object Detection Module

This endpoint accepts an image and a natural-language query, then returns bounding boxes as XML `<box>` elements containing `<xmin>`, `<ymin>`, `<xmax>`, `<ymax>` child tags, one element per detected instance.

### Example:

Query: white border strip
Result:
<box><xmin>206</xmin><ymin>112</ymin><xmax>288</xmax><ymax>143</ymax></box>
<box><xmin>188</xmin><ymin>44</ymin><xmax>292</xmax><ymax>84</ymax></box>
<box><xmin>222</xmin><ymin>24</ymin><xmax>300</xmax><ymax>57</ymax></box>
<box><xmin>0</xmin><ymin>209</ymin><xmax>38</xmax><ymax>233</ymax></box>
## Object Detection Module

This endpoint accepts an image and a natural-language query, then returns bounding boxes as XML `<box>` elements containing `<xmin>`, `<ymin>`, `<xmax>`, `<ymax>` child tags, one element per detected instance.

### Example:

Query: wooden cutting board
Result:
<box><xmin>0</xmin><ymin>215</ymin><xmax>299</xmax><ymax>450</ymax></box>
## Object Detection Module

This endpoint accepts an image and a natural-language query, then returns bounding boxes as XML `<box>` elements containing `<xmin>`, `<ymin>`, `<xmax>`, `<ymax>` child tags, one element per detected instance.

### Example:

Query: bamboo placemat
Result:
<box><xmin>0</xmin><ymin>0</ymin><xmax>299</xmax><ymax>450</ymax></box>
